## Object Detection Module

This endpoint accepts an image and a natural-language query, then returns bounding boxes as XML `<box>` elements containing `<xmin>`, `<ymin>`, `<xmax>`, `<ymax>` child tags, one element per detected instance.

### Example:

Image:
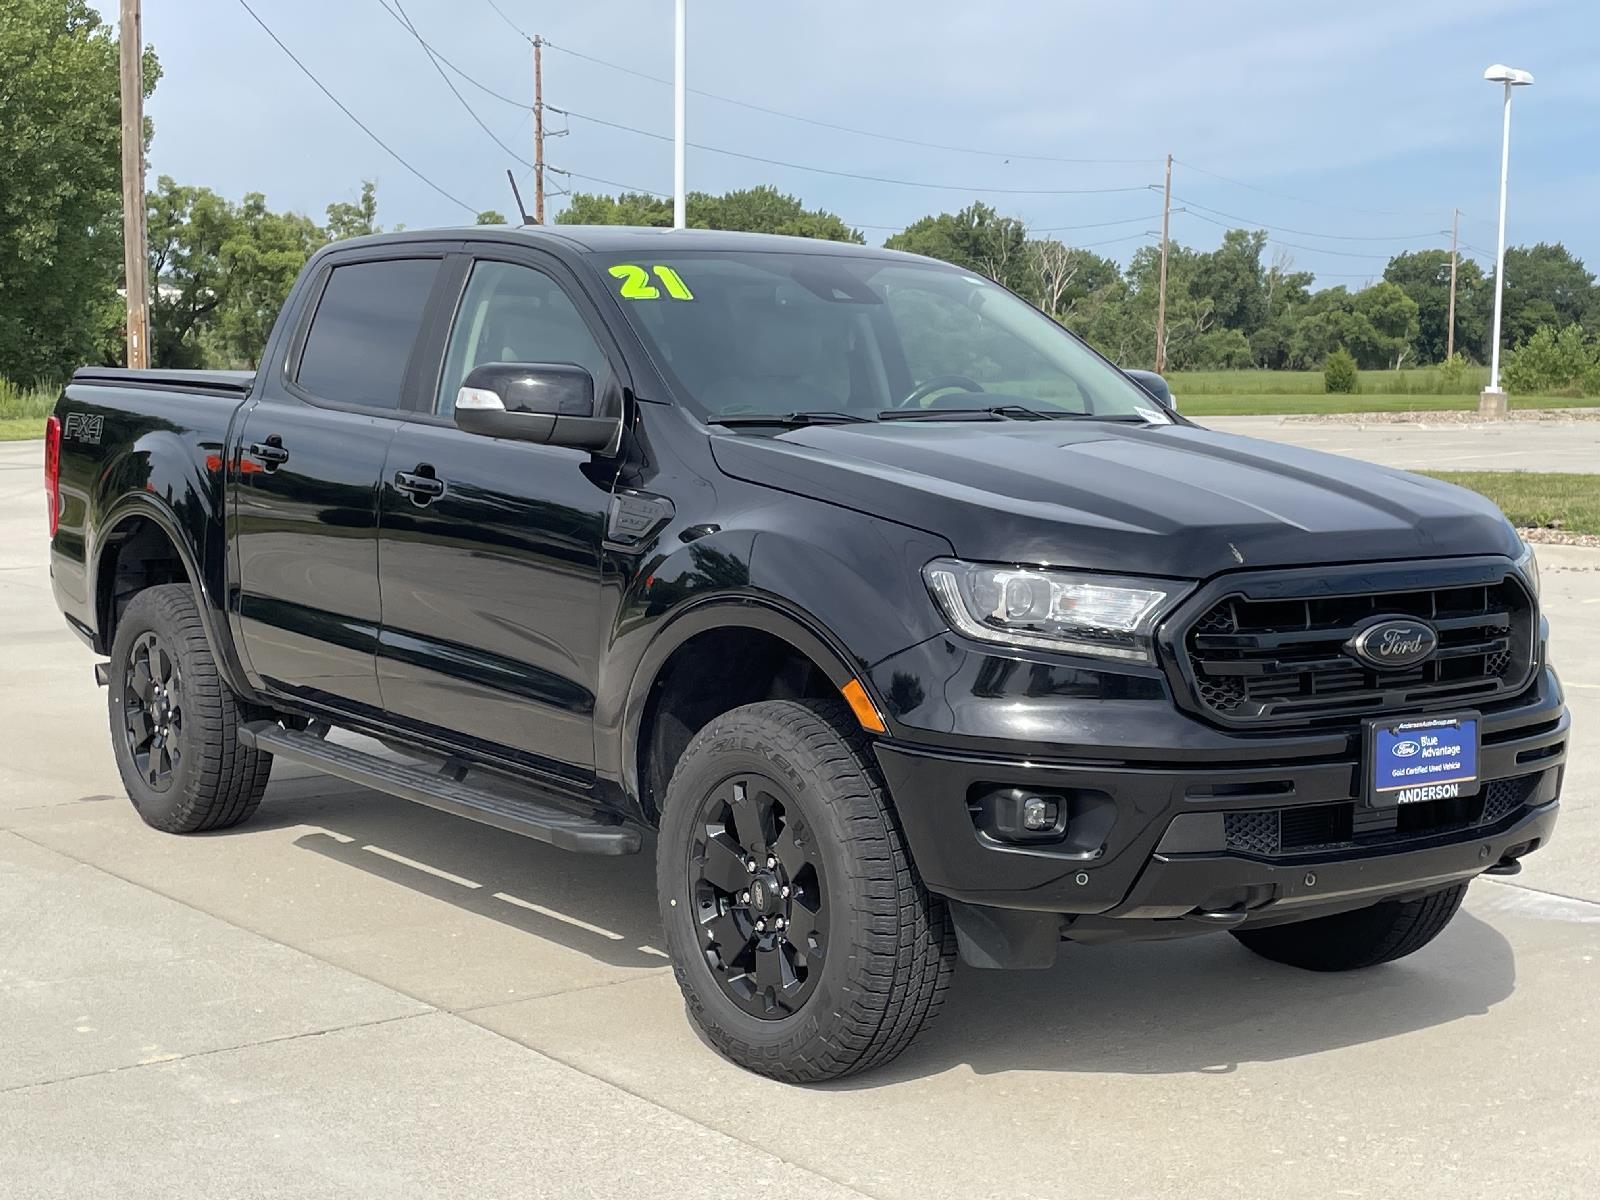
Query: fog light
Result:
<box><xmin>1022</xmin><ymin>796</ymin><xmax>1059</xmax><ymax>831</ymax></box>
<box><xmin>972</xmin><ymin>787</ymin><xmax>1067</xmax><ymax>842</ymax></box>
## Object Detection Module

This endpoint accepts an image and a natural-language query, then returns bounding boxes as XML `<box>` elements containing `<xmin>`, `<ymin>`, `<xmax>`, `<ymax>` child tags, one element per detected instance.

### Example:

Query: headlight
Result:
<box><xmin>1514</xmin><ymin>539</ymin><xmax>1540</xmax><ymax>599</ymax></box>
<box><xmin>923</xmin><ymin>558</ymin><xmax>1190</xmax><ymax>663</ymax></box>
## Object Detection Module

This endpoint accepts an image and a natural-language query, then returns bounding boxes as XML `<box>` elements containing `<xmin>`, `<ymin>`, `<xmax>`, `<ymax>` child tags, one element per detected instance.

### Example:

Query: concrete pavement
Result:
<box><xmin>1204</xmin><ymin>412</ymin><xmax>1600</xmax><ymax>473</ymax></box>
<box><xmin>3</xmin><ymin>437</ymin><xmax>1598</xmax><ymax>1199</ymax></box>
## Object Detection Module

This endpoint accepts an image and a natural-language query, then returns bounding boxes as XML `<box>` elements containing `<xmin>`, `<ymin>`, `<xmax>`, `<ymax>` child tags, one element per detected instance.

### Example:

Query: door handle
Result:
<box><xmin>246</xmin><ymin>437</ymin><xmax>289</xmax><ymax>467</ymax></box>
<box><xmin>394</xmin><ymin>467</ymin><xmax>445</xmax><ymax>501</ymax></box>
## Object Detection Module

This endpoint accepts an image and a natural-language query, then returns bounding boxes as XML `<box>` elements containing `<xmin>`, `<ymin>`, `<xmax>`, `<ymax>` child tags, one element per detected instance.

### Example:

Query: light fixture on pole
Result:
<box><xmin>673</xmin><ymin>0</ymin><xmax>687</xmax><ymax>229</ymax></box>
<box><xmin>1479</xmin><ymin>63</ymin><xmax>1533</xmax><ymax>419</ymax></box>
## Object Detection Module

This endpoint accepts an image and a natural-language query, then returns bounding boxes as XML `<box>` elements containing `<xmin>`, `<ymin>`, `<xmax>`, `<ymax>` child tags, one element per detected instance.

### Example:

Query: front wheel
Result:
<box><xmin>1231</xmin><ymin>882</ymin><xmax>1469</xmax><ymax>971</ymax></box>
<box><xmin>656</xmin><ymin>699</ymin><xmax>957</xmax><ymax>1082</ymax></box>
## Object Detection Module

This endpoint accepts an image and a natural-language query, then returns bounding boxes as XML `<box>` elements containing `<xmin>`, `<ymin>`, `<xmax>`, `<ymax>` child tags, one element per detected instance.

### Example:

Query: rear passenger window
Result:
<box><xmin>296</xmin><ymin>259</ymin><xmax>440</xmax><ymax>409</ymax></box>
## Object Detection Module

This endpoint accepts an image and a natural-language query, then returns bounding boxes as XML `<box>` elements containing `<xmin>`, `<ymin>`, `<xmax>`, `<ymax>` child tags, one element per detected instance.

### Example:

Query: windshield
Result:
<box><xmin>593</xmin><ymin>250</ymin><xmax>1163</xmax><ymax>422</ymax></box>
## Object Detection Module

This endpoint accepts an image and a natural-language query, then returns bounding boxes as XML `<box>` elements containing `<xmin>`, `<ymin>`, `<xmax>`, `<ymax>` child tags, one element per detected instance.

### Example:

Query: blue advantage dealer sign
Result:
<box><xmin>1369</xmin><ymin>713</ymin><xmax>1479</xmax><ymax>805</ymax></box>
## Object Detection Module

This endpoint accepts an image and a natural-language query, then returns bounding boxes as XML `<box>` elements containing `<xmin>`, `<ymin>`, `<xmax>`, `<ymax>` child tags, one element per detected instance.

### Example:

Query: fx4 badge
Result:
<box><xmin>63</xmin><ymin>413</ymin><xmax>105</xmax><ymax>445</ymax></box>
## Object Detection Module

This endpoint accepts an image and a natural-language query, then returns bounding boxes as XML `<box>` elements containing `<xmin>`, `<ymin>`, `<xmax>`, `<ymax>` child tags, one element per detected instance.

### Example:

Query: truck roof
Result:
<box><xmin>332</xmin><ymin>224</ymin><xmax>918</xmax><ymax>260</ymax></box>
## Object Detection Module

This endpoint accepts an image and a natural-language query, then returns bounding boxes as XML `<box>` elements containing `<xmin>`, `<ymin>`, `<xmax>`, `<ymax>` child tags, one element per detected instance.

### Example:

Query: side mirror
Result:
<box><xmin>1124</xmin><ymin>369</ymin><xmax>1176</xmax><ymax>411</ymax></box>
<box><xmin>454</xmin><ymin>362</ymin><xmax>623</xmax><ymax>452</ymax></box>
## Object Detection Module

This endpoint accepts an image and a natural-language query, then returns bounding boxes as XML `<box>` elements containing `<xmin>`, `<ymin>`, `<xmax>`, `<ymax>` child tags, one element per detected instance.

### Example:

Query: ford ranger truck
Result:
<box><xmin>46</xmin><ymin>226</ymin><xmax>1567</xmax><ymax>1082</ymax></box>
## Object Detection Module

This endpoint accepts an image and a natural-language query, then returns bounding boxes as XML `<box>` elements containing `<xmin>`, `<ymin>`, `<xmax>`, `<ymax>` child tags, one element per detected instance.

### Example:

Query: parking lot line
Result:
<box><xmin>493</xmin><ymin>892</ymin><xmax>626</xmax><ymax>940</ymax></box>
<box><xmin>362</xmin><ymin>844</ymin><xmax>483</xmax><ymax>889</ymax></box>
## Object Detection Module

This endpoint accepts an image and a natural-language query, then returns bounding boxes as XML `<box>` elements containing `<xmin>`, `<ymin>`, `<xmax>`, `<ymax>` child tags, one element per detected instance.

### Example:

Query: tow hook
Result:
<box><xmin>93</xmin><ymin>662</ymin><xmax>110</xmax><ymax>687</ymax></box>
<box><xmin>1484</xmin><ymin>856</ymin><xmax>1524</xmax><ymax>877</ymax></box>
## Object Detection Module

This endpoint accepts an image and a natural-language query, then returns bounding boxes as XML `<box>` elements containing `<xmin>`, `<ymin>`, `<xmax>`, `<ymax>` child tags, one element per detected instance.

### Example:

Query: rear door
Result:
<box><xmin>374</xmin><ymin>249</ymin><xmax>622</xmax><ymax>782</ymax></box>
<box><xmin>231</xmin><ymin>248</ymin><xmax>448</xmax><ymax>711</ymax></box>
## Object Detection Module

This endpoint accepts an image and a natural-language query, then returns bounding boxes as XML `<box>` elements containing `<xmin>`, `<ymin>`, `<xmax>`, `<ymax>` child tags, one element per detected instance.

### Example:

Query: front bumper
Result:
<box><xmin>872</xmin><ymin>665</ymin><xmax>1568</xmax><ymax>950</ymax></box>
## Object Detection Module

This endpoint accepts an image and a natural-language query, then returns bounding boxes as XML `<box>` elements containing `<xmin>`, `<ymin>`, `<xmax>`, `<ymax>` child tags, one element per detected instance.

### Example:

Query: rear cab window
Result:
<box><xmin>295</xmin><ymin>258</ymin><xmax>441</xmax><ymax>409</ymax></box>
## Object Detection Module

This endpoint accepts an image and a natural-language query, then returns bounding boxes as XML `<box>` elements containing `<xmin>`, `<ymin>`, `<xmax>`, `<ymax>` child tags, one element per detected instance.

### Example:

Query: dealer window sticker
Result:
<box><xmin>609</xmin><ymin>264</ymin><xmax>695</xmax><ymax>301</ymax></box>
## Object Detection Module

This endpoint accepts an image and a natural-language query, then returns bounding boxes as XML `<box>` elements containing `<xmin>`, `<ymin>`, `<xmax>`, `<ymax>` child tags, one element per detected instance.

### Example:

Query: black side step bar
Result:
<box><xmin>241</xmin><ymin>722</ymin><xmax>640</xmax><ymax>856</ymax></box>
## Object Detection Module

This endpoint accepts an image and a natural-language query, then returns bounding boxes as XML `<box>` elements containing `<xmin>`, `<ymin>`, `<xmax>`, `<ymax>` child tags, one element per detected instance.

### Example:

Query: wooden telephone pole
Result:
<box><xmin>1445</xmin><ymin>207</ymin><xmax>1460</xmax><ymax>360</ymax></box>
<box><xmin>532</xmin><ymin>35</ymin><xmax>545</xmax><ymax>223</ymax></box>
<box><xmin>1153</xmin><ymin>153</ymin><xmax>1173</xmax><ymax>373</ymax></box>
<box><xmin>119</xmin><ymin>0</ymin><xmax>150</xmax><ymax>368</ymax></box>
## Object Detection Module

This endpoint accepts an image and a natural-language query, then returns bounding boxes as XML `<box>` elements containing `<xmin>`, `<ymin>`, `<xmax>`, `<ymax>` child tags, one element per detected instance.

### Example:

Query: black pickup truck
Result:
<box><xmin>47</xmin><ymin>226</ymin><xmax>1567</xmax><ymax>1081</ymax></box>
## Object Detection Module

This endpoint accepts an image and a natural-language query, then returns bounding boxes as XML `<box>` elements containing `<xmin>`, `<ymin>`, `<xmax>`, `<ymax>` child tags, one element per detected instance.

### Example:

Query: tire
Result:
<box><xmin>1231</xmin><ymin>882</ymin><xmax>1469</xmax><ymax>971</ymax></box>
<box><xmin>107</xmin><ymin>584</ymin><xmax>273</xmax><ymax>833</ymax></box>
<box><xmin>656</xmin><ymin>698</ymin><xmax>957</xmax><ymax>1083</ymax></box>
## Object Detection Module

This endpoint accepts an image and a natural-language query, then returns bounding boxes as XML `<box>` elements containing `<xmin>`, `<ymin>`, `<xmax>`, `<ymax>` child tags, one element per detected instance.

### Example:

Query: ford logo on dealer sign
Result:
<box><xmin>1347</xmin><ymin>618</ymin><xmax>1439</xmax><ymax>670</ymax></box>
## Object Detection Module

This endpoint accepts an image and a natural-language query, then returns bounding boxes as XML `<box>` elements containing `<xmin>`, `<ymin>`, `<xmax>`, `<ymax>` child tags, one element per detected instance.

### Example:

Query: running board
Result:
<box><xmin>241</xmin><ymin>722</ymin><xmax>640</xmax><ymax>856</ymax></box>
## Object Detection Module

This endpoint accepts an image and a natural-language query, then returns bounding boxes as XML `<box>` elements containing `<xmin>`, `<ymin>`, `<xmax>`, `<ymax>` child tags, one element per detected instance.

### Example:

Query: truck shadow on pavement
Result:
<box><xmin>251</xmin><ymin>774</ymin><xmax>1519</xmax><ymax>1081</ymax></box>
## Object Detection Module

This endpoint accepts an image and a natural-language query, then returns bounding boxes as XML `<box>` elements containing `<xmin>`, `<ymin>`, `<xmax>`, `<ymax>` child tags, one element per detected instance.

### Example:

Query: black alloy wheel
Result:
<box><xmin>123</xmin><ymin>629</ymin><xmax>185</xmax><ymax>792</ymax></box>
<box><xmin>691</xmin><ymin>774</ymin><xmax>828</xmax><ymax>1019</ymax></box>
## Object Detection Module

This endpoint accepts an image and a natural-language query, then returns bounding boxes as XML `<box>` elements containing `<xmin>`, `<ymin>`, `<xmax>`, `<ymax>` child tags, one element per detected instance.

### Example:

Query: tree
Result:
<box><xmin>1190</xmin><ymin>229</ymin><xmax>1269</xmax><ymax>337</ymax></box>
<box><xmin>885</xmin><ymin>203</ymin><xmax>1030</xmax><ymax>294</ymax></box>
<box><xmin>556</xmin><ymin>187</ymin><xmax>861</xmax><ymax>243</ymax></box>
<box><xmin>1501</xmin><ymin>324</ymin><xmax>1599</xmax><ymax>396</ymax></box>
<box><xmin>475</xmin><ymin>210</ymin><xmax>507</xmax><ymax>225</ymax></box>
<box><xmin>214</xmin><ymin>194</ymin><xmax>324</xmax><ymax>367</ymax></box>
<box><xmin>325</xmin><ymin>181</ymin><xmax>381</xmax><ymax>241</ymax></box>
<box><xmin>1324</xmin><ymin>347</ymin><xmax>1359</xmax><ymax>393</ymax></box>
<box><xmin>558</xmin><ymin>192</ymin><xmax>673</xmax><ymax>227</ymax></box>
<box><xmin>147</xmin><ymin>177</ymin><xmax>234</xmax><ymax>368</ymax></box>
<box><xmin>1487</xmin><ymin>243</ymin><xmax>1597</xmax><ymax>352</ymax></box>
<box><xmin>1027</xmin><ymin>241</ymin><xmax>1118</xmax><ymax>322</ymax></box>
<box><xmin>0</xmin><ymin>1</ymin><xmax>159</xmax><ymax>382</ymax></box>
<box><xmin>1384</xmin><ymin>249</ymin><xmax>1486</xmax><ymax>363</ymax></box>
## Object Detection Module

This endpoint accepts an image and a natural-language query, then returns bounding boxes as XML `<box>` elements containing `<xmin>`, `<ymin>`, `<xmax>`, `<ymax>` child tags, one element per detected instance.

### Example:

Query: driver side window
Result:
<box><xmin>436</xmin><ymin>260</ymin><xmax>609</xmax><ymax>415</ymax></box>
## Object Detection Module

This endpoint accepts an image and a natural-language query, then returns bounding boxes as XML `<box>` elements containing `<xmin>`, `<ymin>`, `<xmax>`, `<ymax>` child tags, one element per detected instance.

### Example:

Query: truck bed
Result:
<box><xmin>70</xmin><ymin>367</ymin><xmax>256</xmax><ymax>396</ymax></box>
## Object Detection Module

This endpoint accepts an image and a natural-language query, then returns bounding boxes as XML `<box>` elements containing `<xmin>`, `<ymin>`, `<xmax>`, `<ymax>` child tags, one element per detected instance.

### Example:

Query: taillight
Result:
<box><xmin>44</xmin><ymin>414</ymin><xmax>61</xmax><ymax>536</ymax></box>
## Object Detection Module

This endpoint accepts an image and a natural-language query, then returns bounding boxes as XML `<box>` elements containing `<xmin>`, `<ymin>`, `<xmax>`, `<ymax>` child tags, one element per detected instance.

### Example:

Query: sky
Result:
<box><xmin>101</xmin><ymin>0</ymin><xmax>1600</xmax><ymax>286</ymax></box>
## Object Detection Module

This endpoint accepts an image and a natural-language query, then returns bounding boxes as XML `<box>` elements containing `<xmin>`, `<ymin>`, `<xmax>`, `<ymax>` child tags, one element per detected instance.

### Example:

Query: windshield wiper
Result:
<box><xmin>708</xmin><ymin>410</ymin><xmax>871</xmax><ymax>428</ymax></box>
<box><xmin>878</xmin><ymin>406</ymin><xmax>1151</xmax><ymax>423</ymax></box>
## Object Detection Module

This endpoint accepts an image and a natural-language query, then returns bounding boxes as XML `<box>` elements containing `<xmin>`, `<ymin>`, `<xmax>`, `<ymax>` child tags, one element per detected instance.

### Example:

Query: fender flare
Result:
<box><xmin>90</xmin><ymin>493</ymin><xmax>258</xmax><ymax>701</ymax></box>
<box><xmin>616</xmin><ymin>594</ymin><xmax>864</xmax><ymax>802</ymax></box>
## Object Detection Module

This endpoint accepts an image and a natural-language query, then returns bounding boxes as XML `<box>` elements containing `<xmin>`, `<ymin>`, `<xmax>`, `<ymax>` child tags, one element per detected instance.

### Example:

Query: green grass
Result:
<box><xmin>1422</xmin><ymin>471</ymin><xmax>1600</xmax><ymax>536</ymax></box>
<box><xmin>0</xmin><ymin>378</ymin><xmax>59</xmax><ymax>441</ymax></box>
<box><xmin>1169</xmin><ymin>366</ymin><xmax>1492</xmax><ymax>396</ymax></box>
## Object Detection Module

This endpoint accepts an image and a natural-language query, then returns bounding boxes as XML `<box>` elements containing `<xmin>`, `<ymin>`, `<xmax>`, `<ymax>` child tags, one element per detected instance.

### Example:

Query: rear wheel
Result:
<box><xmin>656</xmin><ymin>699</ymin><xmax>956</xmax><ymax>1082</ymax></box>
<box><xmin>1231</xmin><ymin>882</ymin><xmax>1469</xmax><ymax>971</ymax></box>
<box><xmin>108</xmin><ymin>584</ymin><xmax>273</xmax><ymax>833</ymax></box>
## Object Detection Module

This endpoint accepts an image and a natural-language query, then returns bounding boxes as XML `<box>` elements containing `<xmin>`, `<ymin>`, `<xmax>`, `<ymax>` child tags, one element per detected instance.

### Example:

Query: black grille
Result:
<box><xmin>1222</xmin><ymin>772</ymin><xmax>1543</xmax><ymax>857</ymax></box>
<box><xmin>1181</xmin><ymin>575</ymin><xmax>1534</xmax><ymax>725</ymax></box>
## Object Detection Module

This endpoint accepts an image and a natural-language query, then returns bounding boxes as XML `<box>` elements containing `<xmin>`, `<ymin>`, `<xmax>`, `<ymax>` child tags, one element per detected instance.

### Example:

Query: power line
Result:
<box><xmin>480</xmin><ymin>0</ymin><xmax>529</xmax><ymax>39</ymax></box>
<box><xmin>550</xmin><ymin>106</ymin><xmax>1152</xmax><ymax>196</ymax></box>
<box><xmin>1178</xmin><ymin>210</ymin><xmax>1397</xmax><ymax>260</ymax></box>
<box><xmin>546</xmin><ymin>166</ymin><xmax>671</xmax><ymax>197</ymax></box>
<box><xmin>1173</xmin><ymin>158</ymin><xmax>1449</xmax><ymax>220</ymax></box>
<box><xmin>234</xmin><ymin>0</ymin><xmax>477</xmax><ymax>214</ymax></box>
<box><xmin>380</xmin><ymin>0</ymin><xmax>535</xmax><ymax>172</ymax></box>
<box><xmin>1172</xmin><ymin>195</ymin><xmax>1442</xmax><ymax>242</ymax></box>
<box><xmin>541</xmin><ymin>40</ymin><xmax>1159</xmax><ymax>167</ymax></box>
<box><xmin>381</xmin><ymin>4</ymin><xmax>529</xmax><ymax>109</ymax></box>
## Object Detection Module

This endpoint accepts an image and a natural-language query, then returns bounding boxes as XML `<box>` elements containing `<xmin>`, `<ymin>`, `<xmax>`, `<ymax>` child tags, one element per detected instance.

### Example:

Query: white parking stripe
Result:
<box><xmin>493</xmin><ymin>892</ymin><xmax>625</xmax><ymax>940</ymax></box>
<box><xmin>362</xmin><ymin>844</ymin><xmax>483</xmax><ymax>889</ymax></box>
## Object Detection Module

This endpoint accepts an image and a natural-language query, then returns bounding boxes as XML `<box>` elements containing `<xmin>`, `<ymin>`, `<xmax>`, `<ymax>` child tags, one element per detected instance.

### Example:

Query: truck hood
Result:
<box><xmin>709</xmin><ymin>420</ymin><xmax>1521</xmax><ymax>579</ymax></box>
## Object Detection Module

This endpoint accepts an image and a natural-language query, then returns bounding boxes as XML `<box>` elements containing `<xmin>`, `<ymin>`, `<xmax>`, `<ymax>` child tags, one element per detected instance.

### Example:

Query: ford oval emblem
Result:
<box><xmin>1391</xmin><ymin>739</ymin><xmax>1422</xmax><ymax>758</ymax></box>
<box><xmin>1347</xmin><ymin>618</ymin><xmax>1439</xmax><ymax>670</ymax></box>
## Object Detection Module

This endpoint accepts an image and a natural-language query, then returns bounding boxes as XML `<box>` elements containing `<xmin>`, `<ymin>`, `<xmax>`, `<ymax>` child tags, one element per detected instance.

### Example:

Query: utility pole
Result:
<box><xmin>1153</xmin><ymin>153</ymin><xmax>1172</xmax><ymax>374</ymax></box>
<box><xmin>118</xmin><ymin>0</ymin><xmax>149</xmax><ymax>368</ymax></box>
<box><xmin>1446</xmin><ymin>207</ymin><xmax>1459</xmax><ymax>360</ymax></box>
<box><xmin>532</xmin><ymin>34</ymin><xmax>544</xmax><ymax>223</ymax></box>
<box><xmin>673</xmin><ymin>0</ymin><xmax>687</xmax><ymax>229</ymax></box>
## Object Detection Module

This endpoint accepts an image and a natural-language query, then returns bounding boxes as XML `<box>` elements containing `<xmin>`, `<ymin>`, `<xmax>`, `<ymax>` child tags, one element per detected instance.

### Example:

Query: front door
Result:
<box><xmin>375</xmin><ymin>254</ymin><xmax>621</xmax><ymax>782</ymax></box>
<box><xmin>231</xmin><ymin>252</ymin><xmax>444</xmax><ymax>711</ymax></box>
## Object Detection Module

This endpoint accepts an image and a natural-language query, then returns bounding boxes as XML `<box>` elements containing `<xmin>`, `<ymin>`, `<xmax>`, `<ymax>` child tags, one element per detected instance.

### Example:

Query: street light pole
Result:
<box><xmin>673</xmin><ymin>0</ymin><xmax>686</xmax><ymax>229</ymax></box>
<box><xmin>1480</xmin><ymin>64</ymin><xmax>1533</xmax><ymax>418</ymax></box>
